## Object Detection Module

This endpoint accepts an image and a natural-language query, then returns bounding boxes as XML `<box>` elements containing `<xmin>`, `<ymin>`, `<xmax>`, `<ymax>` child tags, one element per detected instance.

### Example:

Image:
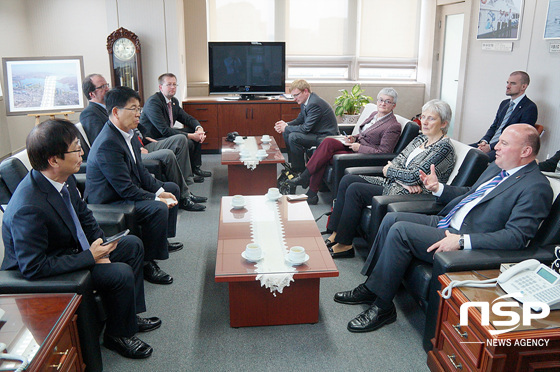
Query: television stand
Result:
<box><xmin>223</xmin><ymin>94</ymin><xmax>270</xmax><ymax>101</ymax></box>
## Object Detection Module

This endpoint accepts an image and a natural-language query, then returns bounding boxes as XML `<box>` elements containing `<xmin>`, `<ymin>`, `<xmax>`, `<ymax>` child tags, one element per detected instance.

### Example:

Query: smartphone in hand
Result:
<box><xmin>102</xmin><ymin>229</ymin><xmax>130</xmax><ymax>246</ymax></box>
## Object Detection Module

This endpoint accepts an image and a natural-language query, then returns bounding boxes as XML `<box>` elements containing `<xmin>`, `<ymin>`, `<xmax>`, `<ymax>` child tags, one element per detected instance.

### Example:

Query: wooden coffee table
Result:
<box><xmin>215</xmin><ymin>196</ymin><xmax>339</xmax><ymax>327</ymax></box>
<box><xmin>221</xmin><ymin>136</ymin><xmax>285</xmax><ymax>195</ymax></box>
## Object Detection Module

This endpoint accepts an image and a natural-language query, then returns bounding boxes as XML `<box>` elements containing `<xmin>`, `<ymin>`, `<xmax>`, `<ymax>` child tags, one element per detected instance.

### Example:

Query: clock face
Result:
<box><xmin>113</xmin><ymin>38</ymin><xmax>136</xmax><ymax>61</ymax></box>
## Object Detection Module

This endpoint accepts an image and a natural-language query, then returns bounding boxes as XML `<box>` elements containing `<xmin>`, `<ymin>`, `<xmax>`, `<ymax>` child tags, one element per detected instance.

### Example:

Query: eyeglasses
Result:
<box><xmin>377</xmin><ymin>98</ymin><xmax>394</xmax><ymax>105</ymax></box>
<box><xmin>95</xmin><ymin>83</ymin><xmax>110</xmax><ymax>90</ymax></box>
<box><xmin>119</xmin><ymin>106</ymin><xmax>143</xmax><ymax>114</ymax></box>
<box><xmin>163</xmin><ymin>83</ymin><xmax>179</xmax><ymax>87</ymax></box>
<box><xmin>292</xmin><ymin>91</ymin><xmax>302</xmax><ymax>98</ymax></box>
<box><xmin>64</xmin><ymin>146</ymin><xmax>83</xmax><ymax>154</ymax></box>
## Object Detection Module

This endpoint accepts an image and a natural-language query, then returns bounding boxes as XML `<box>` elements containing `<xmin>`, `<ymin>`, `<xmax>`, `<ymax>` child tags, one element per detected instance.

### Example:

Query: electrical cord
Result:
<box><xmin>0</xmin><ymin>342</ymin><xmax>29</xmax><ymax>372</ymax></box>
<box><xmin>441</xmin><ymin>278</ymin><xmax>497</xmax><ymax>299</ymax></box>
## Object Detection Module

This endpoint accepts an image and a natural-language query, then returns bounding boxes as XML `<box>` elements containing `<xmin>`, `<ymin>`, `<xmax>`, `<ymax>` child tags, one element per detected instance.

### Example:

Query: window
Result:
<box><xmin>208</xmin><ymin>0</ymin><xmax>421</xmax><ymax>81</ymax></box>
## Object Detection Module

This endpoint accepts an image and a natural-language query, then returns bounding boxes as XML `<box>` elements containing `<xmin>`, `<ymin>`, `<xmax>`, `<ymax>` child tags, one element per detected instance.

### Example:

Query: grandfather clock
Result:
<box><xmin>107</xmin><ymin>27</ymin><xmax>144</xmax><ymax>103</ymax></box>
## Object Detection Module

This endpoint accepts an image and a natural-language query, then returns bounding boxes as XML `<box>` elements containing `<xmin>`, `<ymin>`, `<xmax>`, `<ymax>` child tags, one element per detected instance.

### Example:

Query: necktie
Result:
<box><xmin>490</xmin><ymin>101</ymin><xmax>515</xmax><ymax>144</ymax></box>
<box><xmin>167</xmin><ymin>101</ymin><xmax>174</xmax><ymax>127</ymax></box>
<box><xmin>438</xmin><ymin>170</ymin><xmax>509</xmax><ymax>229</ymax></box>
<box><xmin>61</xmin><ymin>185</ymin><xmax>90</xmax><ymax>251</ymax></box>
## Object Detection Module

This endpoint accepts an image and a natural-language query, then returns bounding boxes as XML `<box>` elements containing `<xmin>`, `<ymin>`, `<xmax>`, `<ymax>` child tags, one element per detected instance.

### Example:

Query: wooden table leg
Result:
<box><xmin>228</xmin><ymin>278</ymin><xmax>320</xmax><ymax>327</ymax></box>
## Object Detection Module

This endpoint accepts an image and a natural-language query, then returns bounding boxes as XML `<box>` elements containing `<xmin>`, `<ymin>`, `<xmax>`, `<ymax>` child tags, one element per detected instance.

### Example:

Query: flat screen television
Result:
<box><xmin>208</xmin><ymin>41</ymin><xmax>285</xmax><ymax>100</ymax></box>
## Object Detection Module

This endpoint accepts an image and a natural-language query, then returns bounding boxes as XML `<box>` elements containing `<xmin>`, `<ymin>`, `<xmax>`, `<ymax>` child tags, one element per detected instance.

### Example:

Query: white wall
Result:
<box><xmin>457</xmin><ymin>0</ymin><xmax>560</xmax><ymax>160</ymax></box>
<box><xmin>0</xmin><ymin>0</ymin><xmax>185</xmax><ymax>159</ymax></box>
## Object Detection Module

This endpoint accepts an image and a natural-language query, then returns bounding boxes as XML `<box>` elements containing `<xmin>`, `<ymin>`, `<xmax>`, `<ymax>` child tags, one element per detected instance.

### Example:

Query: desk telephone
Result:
<box><xmin>442</xmin><ymin>258</ymin><xmax>560</xmax><ymax>312</ymax></box>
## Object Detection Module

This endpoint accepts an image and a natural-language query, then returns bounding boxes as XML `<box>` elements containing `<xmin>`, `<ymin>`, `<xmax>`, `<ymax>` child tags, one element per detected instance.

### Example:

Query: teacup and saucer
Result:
<box><xmin>234</xmin><ymin>136</ymin><xmax>245</xmax><ymax>145</ymax></box>
<box><xmin>256</xmin><ymin>149</ymin><xmax>267</xmax><ymax>160</ymax></box>
<box><xmin>285</xmin><ymin>246</ymin><xmax>309</xmax><ymax>266</ymax></box>
<box><xmin>261</xmin><ymin>134</ymin><xmax>272</xmax><ymax>144</ymax></box>
<box><xmin>266</xmin><ymin>187</ymin><xmax>281</xmax><ymax>201</ymax></box>
<box><xmin>231</xmin><ymin>195</ymin><xmax>246</xmax><ymax>209</ymax></box>
<box><xmin>241</xmin><ymin>243</ymin><xmax>264</xmax><ymax>262</ymax></box>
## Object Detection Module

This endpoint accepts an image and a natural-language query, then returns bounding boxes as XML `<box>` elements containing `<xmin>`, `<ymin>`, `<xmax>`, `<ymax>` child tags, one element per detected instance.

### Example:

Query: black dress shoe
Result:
<box><xmin>334</xmin><ymin>284</ymin><xmax>377</xmax><ymax>305</ymax></box>
<box><xmin>287</xmin><ymin>175</ymin><xmax>309</xmax><ymax>189</ymax></box>
<box><xmin>306</xmin><ymin>193</ymin><xmax>319</xmax><ymax>205</ymax></box>
<box><xmin>103</xmin><ymin>334</ymin><xmax>153</xmax><ymax>359</ymax></box>
<box><xmin>144</xmin><ymin>261</ymin><xmax>173</xmax><ymax>284</ymax></box>
<box><xmin>194</xmin><ymin>167</ymin><xmax>212</xmax><ymax>177</ymax></box>
<box><xmin>137</xmin><ymin>316</ymin><xmax>162</xmax><ymax>332</ymax></box>
<box><xmin>179</xmin><ymin>198</ymin><xmax>206</xmax><ymax>211</ymax></box>
<box><xmin>193</xmin><ymin>175</ymin><xmax>204</xmax><ymax>183</ymax></box>
<box><xmin>331</xmin><ymin>247</ymin><xmax>354</xmax><ymax>258</ymax></box>
<box><xmin>168</xmin><ymin>241</ymin><xmax>183</xmax><ymax>253</ymax></box>
<box><xmin>190</xmin><ymin>193</ymin><xmax>208</xmax><ymax>203</ymax></box>
<box><xmin>324</xmin><ymin>238</ymin><xmax>336</xmax><ymax>248</ymax></box>
<box><xmin>347</xmin><ymin>303</ymin><xmax>397</xmax><ymax>333</ymax></box>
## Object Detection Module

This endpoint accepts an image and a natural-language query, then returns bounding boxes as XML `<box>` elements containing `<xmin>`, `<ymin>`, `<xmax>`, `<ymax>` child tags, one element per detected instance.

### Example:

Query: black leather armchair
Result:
<box><xmin>351</xmin><ymin>141</ymin><xmax>489</xmax><ymax>250</ymax></box>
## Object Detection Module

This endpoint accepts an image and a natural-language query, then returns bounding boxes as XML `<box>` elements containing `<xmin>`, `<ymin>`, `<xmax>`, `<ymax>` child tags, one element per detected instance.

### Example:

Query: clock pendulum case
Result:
<box><xmin>107</xmin><ymin>27</ymin><xmax>144</xmax><ymax>103</ymax></box>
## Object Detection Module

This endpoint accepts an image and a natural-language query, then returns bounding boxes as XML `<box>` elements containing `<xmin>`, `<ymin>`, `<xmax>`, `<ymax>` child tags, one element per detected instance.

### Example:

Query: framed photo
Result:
<box><xmin>545</xmin><ymin>0</ymin><xmax>560</xmax><ymax>39</ymax></box>
<box><xmin>2</xmin><ymin>56</ymin><xmax>85</xmax><ymax>116</ymax></box>
<box><xmin>477</xmin><ymin>0</ymin><xmax>524</xmax><ymax>40</ymax></box>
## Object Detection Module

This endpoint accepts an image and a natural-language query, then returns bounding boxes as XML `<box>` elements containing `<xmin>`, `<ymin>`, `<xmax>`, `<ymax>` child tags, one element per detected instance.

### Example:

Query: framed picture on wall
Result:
<box><xmin>544</xmin><ymin>0</ymin><xmax>560</xmax><ymax>39</ymax></box>
<box><xmin>477</xmin><ymin>0</ymin><xmax>524</xmax><ymax>40</ymax></box>
<box><xmin>2</xmin><ymin>56</ymin><xmax>85</xmax><ymax>116</ymax></box>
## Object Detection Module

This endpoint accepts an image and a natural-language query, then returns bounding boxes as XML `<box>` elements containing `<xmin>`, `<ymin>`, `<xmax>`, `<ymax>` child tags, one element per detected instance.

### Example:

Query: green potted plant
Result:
<box><xmin>333</xmin><ymin>84</ymin><xmax>373</xmax><ymax>124</ymax></box>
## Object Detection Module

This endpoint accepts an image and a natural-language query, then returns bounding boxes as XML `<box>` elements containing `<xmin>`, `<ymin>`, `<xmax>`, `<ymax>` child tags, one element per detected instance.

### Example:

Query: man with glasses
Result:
<box><xmin>2</xmin><ymin>119</ymin><xmax>160</xmax><ymax>360</ymax></box>
<box><xmin>274</xmin><ymin>79</ymin><xmax>338</xmax><ymax>173</ymax></box>
<box><xmin>80</xmin><ymin>74</ymin><xmax>206</xmax><ymax>211</ymax></box>
<box><xmin>86</xmin><ymin>86</ymin><xmax>181</xmax><ymax>286</ymax></box>
<box><xmin>140</xmin><ymin>73</ymin><xmax>212</xmax><ymax>179</ymax></box>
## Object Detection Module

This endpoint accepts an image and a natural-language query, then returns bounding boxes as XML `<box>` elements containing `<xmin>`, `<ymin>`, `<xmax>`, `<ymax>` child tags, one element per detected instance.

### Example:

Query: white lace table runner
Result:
<box><xmin>249</xmin><ymin>196</ymin><xmax>295</xmax><ymax>295</ymax></box>
<box><xmin>237</xmin><ymin>136</ymin><xmax>260</xmax><ymax>170</ymax></box>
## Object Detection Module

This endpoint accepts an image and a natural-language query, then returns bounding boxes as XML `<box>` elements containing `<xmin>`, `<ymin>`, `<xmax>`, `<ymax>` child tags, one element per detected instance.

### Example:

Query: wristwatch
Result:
<box><xmin>458</xmin><ymin>235</ymin><xmax>465</xmax><ymax>250</ymax></box>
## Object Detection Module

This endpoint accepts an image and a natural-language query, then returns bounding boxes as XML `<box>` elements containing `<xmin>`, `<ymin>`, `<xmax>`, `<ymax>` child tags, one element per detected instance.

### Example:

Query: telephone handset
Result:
<box><xmin>498</xmin><ymin>259</ymin><xmax>560</xmax><ymax>311</ymax></box>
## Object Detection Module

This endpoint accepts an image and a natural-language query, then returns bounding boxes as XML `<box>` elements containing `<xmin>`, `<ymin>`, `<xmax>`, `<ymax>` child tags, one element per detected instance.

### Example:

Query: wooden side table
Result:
<box><xmin>427</xmin><ymin>270</ymin><xmax>560</xmax><ymax>371</ymax></box>
<box><xmin>0</xmin><ymin>293</ymin><xmax>84</xmax><ymax>372</ymax></box>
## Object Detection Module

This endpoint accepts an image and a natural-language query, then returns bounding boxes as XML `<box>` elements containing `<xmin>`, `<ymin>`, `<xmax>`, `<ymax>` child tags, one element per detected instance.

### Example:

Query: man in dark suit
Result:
<box><xmin>140</xmin><ymin>73</ymin><xmax>212</xmax><ymax>178</ymax></box>
<box><xmin>335</xmin><ymin>124</ymin><xmax>552</xmax><ymax>333</ymax></box>
<box><xmin>86</xmin><ymin>86</ymin><xmax>181</xmax><ymax>285</ymax></box>
<box><xmin>539</xmin><ymin>150</ymin><xmax>560</xmax><ymax>173</ymax></box>
<box><xmin>475</xmin><ymin>71</ymin><xmax>538</xmax><ymax>162</ymax></box>
<box><xmin>274</xmin><ymin>79</ymin><xmax>338</xmax><ymax>172</ymax></box>
<box><xmin>1</xmin><ymin>119</ymin><xmax>160</xmax><ymax>359</ymax></box>
<box><xmin>80</xmin><ymin>74</ymin><xmax>206</xmax><ymax>211</ymax></box>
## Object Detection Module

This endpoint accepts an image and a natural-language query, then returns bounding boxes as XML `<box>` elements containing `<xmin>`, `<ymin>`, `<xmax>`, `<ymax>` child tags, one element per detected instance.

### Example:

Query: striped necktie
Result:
<box><xmin>167</xmin><ymin>101</ymin><xmax>174</xmax><ymax>127</ymax></box>
<box><xmin>438</xmin><ymin>170</ymin><xmax>509</xmax><ymax>229</ymax></box>
<box><xmin>490</xmin><ymin>101</ymin><xmax>515</xmax><ymax>144</ymax></box>
<box><xmin>61</xmin><ymin>184</ymin><xmax>90</xmax><ymax>251</ymax></box>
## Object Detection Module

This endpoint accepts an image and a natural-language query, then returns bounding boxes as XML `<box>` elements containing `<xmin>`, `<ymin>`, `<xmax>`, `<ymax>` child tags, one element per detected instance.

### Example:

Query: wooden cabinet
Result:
<box><xmin>0</xmin><ymin>294</ymin><xmax>84</xmax><ymax>372</ymax></box>
<box><xmin>428</xmin><ymin>271</ymin><xmax>560</xmax><ymax>372</ymax></box>
<box><xmin>183</xmin><ymin>97</ymin><xmax>300</xmax><ymax>150</ymax></box>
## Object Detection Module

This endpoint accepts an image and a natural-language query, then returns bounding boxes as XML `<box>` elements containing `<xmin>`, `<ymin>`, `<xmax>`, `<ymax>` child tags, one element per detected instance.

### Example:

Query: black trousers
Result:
<box><xmin>361</xmin><ymin>212</ymin><xmax>448</xmax><ymax>304</ymax></box>
<box><xmin>282</xmin><ymin>128</ymin><xmax>325</xmax><ymax>172</ymax></box>
<box><xmin>128</xmin><ymin>181</ymin><xmax>180</xmax><ymax>262</ymax></box>
<box><xmin>92</xmin><ymin>235</ymin><xmax>145</xmax><ymax>337</ymax></box>
<box><xmin>327</xmin><ymin>174</ymin><xmax>383</xmax><ymax>245</ymax></box>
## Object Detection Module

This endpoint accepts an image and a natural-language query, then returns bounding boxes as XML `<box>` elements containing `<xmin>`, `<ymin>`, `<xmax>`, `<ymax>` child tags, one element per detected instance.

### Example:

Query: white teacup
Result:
<box><xmin>234</xmin><ymin>136</ymin><xmax>244</xmax><ymax>144</ymax></box>
<box><xmin>288</xmin><ymin>246</ymin><xmax>306</xmax><ymax>262</ymax></box>
<box><xmin>257</xmin><ymin>149</ymin><xmax>267</xmax><ymax>157</ymax></box>
<box><xmin>239</xmin><ymin>149</ymin><xmax>250</xmax><ymax>159</ymax></box>
<box><xmin>261</xmin><ymin>134</ymin><xmax>271</xmax><ymax>142</ymax></box>
<box><xmin>245</xmin><ymin>243</ymin><xmax>262</xmax><ymax>260</ymax></box>
<box><xmin>267</xmin><ymin>187</ymin><xmax>280</xmax><ymax>199</ymax></box>
<box><xmin>232</xmin><ymin>195</ymin><xmax>245</xmax><ymax>208</ymax></box>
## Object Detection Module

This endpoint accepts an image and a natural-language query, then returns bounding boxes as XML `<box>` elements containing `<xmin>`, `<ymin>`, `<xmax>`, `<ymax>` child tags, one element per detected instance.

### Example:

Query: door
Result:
<box><xmin>436</xmin><ymin>3</ymin><xmax>464</xmax><ymax>136</ymax></box>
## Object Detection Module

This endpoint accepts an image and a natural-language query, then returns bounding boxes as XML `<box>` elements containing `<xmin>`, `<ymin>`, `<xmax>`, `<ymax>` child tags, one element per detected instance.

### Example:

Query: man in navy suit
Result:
<box><xmin>140</xmin><ymin>73</ymin><xmax>212</xmax><ymax>178</ymax></box>
<box><xmin>335</xmin><ymin>124</ymin><xmax>552</xmax><ymax>333</ymax></box>
<box><xmin>86</xmin><ymin>86</ymin><xmax>181</xmax><ymax>285</ymax></box>
<box><xmin>1</xmin><ymin>119</ymin><xmax>160</xmax><ymax>359</ymax></box>
<box><xmin>80</xmin><ymin>74</ymin><xmax>206</xmax><ymax>211</ymax></box>
<box><xmin>274</xmin><ymin>79</ymin><xmax>338</xmax><ymax>172</ymax></box>
<box><xmin>475</xmin><ymin>71</ymin><xmax>538</xmax><ymax>162</ymax></box>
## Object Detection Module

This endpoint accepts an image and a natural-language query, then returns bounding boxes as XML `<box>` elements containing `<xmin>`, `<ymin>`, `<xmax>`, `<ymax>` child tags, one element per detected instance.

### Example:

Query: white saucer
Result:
<box><xmin>234</xmin><ymin>139</ymin><xmax>245</xmax><ymax>144</ymax></box>
<box><xmin>257</xmin><ymin>154</ymin><xmax>267</xmax><ymax>160</ymax></box>
<box><xmin>266</xmin><ymin>193</ymin><xmax>281</xmax><ymax>201</ymax></box>
<box><xmin>242</xmin><ymin>251</ymin><xmax>264</xmax><ymax>262</ymax></box>
<box><xmin>231</xmin><ymin>203</ymin><xmax>246</xmax><ymax>210</ymax></box>
<box><xmin>261</xmin><ymin>139</ymin><xmax>271</xmax><ymax>144</ymax></box>
<box><xmin>285</xmin><ymin>254</ymin><xmax>309</xmax><ymax>266</ymax></box>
